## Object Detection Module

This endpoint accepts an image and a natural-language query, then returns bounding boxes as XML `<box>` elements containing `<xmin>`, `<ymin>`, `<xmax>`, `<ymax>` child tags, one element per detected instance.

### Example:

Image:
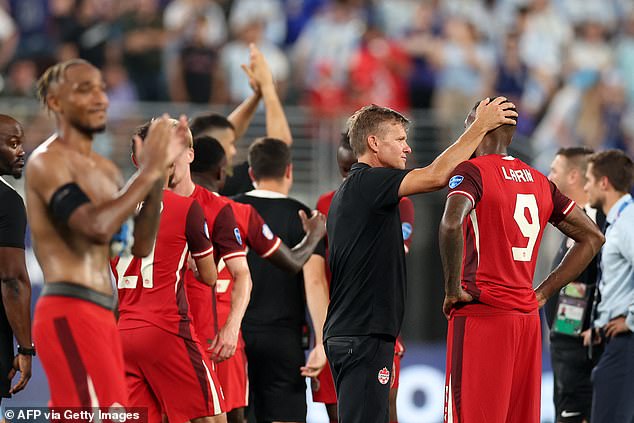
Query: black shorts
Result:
<box><xmin>243</xmin><ymin>326</ymin><xmax>306</xmax><ymax>422</ymax></box>
<box><xmin>325</xmin><ymin>334</ymin><xmax>395</xmax><ymax>423</ymax></box>
<box><xmin>0</xmin><ymin>300</ymin><xmax>14</xmax><ymax>399</ymax></box>
<box><xmin>550</xmin><ymin>332</ymin><xmax>602</xmax><ymax>422</ymax></box>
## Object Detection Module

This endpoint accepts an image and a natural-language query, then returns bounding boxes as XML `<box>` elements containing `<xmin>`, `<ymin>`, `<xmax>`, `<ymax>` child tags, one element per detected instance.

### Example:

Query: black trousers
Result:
<box><xmin>325</xmin><ymin>335</ymin><xmax>394</xmax><ymax>423</ymax></box>
<box><xmin>550</xmin><ymin>333</ymin><xmax>602</xmax><ymax>422</ymax></box>
<box><xmin>591</xmin><ymin>332</ymin><xmax>634</xmax><ymax>423</ymax></box>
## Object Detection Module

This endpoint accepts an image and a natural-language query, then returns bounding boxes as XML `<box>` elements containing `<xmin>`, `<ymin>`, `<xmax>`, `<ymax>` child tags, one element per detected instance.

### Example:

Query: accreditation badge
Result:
<box><xmin>552</xmin><ymin>282</ymin><xmax>590</xmax><ymax>336</ymax></box>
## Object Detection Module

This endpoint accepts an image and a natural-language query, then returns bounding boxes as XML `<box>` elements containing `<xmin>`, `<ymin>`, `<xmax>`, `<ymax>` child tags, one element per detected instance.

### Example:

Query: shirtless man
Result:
<box><xmin>27</xmin><ymin>59</ymin><xmax>189</xmax><ymax>409</ymax></box>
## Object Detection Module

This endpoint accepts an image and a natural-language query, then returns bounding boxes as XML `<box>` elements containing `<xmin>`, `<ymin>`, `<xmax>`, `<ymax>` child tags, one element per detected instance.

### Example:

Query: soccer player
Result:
<box><xmin>28</xmin><ymin>59</ymin><xmax>187</xmax><ymax>409</ymax></box>
<box><xmin>190</xmin><ymin>44</ymin><xmax>292</xmax><ymax>196</ymax></box>
<box><xmin>440</xmin><ymin>100</ymin><xmax>605</xmax><ymax>422</ymax></box>
<box><xmin>0</xmin><ymin>115</ymin><xmax>32</xmax><ymax>401</ymax></box>
<box><xmin>546</xmin><ymin>147</ymin><xmax>603</xmax><ymax>423</ymax></box>
<box><xmin>234</xmin><ymin>138</ymin><xmax>328</xmax><ymax>423</ymax></box>
<box><xmin>324</xmin><ymin>99</ymin><xmax>516</xmax><ymax>423</ymax></box>
<box><xmin>313</xmin><ymin>135</ymin><xmax>414</xmax><ymax>423</ymax></box>
<box><xmin>112</xmin><ymin>127</ymin><xmax>226</xmax><ymax>423</ymax></box>
<box><xmin>188</xmin><ymin>135</ymin><xmax>326</xmax><ymax>423</ymax></box>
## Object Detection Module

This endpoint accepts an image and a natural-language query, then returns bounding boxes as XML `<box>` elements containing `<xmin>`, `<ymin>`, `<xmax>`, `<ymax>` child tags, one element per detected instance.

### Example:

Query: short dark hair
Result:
<box><xmin>191</xmin><ymin>136</ymin><xmax>226</xmax><ymax>174</ymax></box>
<box><xmin>248</xmin><ymin>137</ymin><xmax>291</xmax><ymax>180</ymax></box>
<box><xmin>346</xmin><ymin>105</ymin><xmax>410</xmax><ymax>157</ymax></box>
<box><xmin>468</xmin><ymin>97</ymin><xmax>518</xmax><ymax>123</ymax></box>
<box><xmin>189</xmin><ymin>113</ymin><xmax>235</xmax><ymax>138</ymax></box>
<box><xmin>556</xmin><ymin>147</ymin><xmax>594</xmax><ymax>175</ymax></box>
<box><xmin>588</xmin><ymin>149</ymin><xmax>634</xmax><ymax>193</ymax></box>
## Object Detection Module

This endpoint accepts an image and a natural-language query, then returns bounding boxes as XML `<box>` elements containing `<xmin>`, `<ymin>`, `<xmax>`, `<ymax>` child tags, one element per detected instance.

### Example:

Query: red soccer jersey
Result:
<box><xmin>112</xmin><ymin>190</ymin><xmax>214</xmax><ymax>339</ymax></box>
<box><xmin>215</xmin><ymin>200</ymin><xmax>282</xmax><ymax>326</ymax></box>
<box><xmin>186</xmin><ymin>185</ymin><xmax>246</xmax><ymax>349</ymax></box>
<box><xmin>447</xmin><ymin>155</ymin><xmax>575</xmax><ymax>312</ymax></box>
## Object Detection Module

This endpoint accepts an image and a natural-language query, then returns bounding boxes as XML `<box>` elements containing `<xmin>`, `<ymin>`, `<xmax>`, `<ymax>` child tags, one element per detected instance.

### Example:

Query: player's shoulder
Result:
<box><xmin>316</xmin><ymin>190</ymin><xmax>335</xmax><ymax>212</ymax></box>
<box><xmin>163</xmin><ymin>189</ymin><xmax>195</xmax><ymax>208</ymax></box>
<box><xmin>0</xmin><ymin>180</ymin><xmax>23</xmax><ymax>209</ymax></box>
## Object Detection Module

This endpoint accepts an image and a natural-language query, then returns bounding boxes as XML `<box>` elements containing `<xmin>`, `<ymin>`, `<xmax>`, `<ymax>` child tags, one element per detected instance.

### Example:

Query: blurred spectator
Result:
<box><xmin>220</xmin><ymin>17</ymin><xmax>289</xmax><ymax>103</ymax></box>
<box><xmin>1</xmin><ymin>59</ymin><xmax>37</xmax><ymax>97</ymax></box>
<box><xmin>119</xmin><ymin>0</ymin><xmax>167</xmax><ymax>101</ymax></box>
<box><xmin>163</xmin><ymin>0</ymin><xmax>227</xmax><ymax>48</ymax></box>
<box><xmin>440</xmin><ymin>0</ymin><xmax>521</xmax><ymax>44</ymax></box>
<box><xmin>432</xmin><ymin>16</ymin><xmax>494</xmax><ymax>139</ymax></box>
<box><xmin>7</xmin><ymin>0</ymin><xmax>56</xmax><ymax>61</ymax></box>
<box><xmin>281</xmin><ymin>0</ymin><xmax>326</xmax><ymax>46</ymax></box>
<box><xmin>348</xmin><ymin>24</ymin><xmax>410</xmax><ymax>112</ymax></box>
<box><xmin>373</xmin><ymin>0</ymin><xmax>418</xmax><ymax>39</ymax></box>
<box><xmin>0</xmin><ymin>6</ymin><xmax>17</xmax><ymax>71</ymax></box>
<box><xmin>292</xmin><ymin>0</ymin><xmax>364</xmax><ymax>98</ymax></box>
<box><xmin>57</xmin><ymin>0</ymin><xmax>111</xmax><ymax>69</ymax></box>
<box><xmin>171</xmin><ymin>15</ymin><xmax>220</xmax><ymax>104</ymax></box>
<box><xmin>229</xmin><ymin>0</ymin><xmax>287</xmax><ymax>46</ymax></box>
<box><xmin>616</xmin><ymin>12</ymin><xmax>634</xmax><ymax>103</ymax></box>
<box><xmin>399</xmin><ymin>2</ymin><xmax>440</xmax><ymax>110</ymax></box>
<box><xmin>566</xmin><ymin>19</ymin><xmax>613</xmax><ymax>77</ymax></box>
<box><xmin>103</xmin><ymin>62</ymin><xmax>139</xmax><ymax>120</ymax></box>
<box><xmin>493</xmin><ymin>31</ymin><xmax>528</xmax><ymax>104</ymax></box>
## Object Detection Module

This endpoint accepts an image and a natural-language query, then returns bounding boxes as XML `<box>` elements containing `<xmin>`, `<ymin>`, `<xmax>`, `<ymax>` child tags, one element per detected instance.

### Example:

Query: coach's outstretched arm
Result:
<box><xmin>535</xmin><ymin>207</ymin><xmax>604</xmax><ymax>307</ymax></box>
<box><xmin>398</xmin><ymin>97</ymin><xmax>517</xmax><ymax>197</ymax></box>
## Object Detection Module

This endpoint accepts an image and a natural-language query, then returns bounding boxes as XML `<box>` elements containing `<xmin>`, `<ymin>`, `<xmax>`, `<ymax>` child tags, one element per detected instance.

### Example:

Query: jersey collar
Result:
<box><xmin>246</xmin><ymin>189</ymin><xmax>287</xmax><ymax>199</ymax></box>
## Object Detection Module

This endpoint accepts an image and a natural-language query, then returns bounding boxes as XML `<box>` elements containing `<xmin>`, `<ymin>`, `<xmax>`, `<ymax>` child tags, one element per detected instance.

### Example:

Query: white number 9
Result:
<box><xmin>512</xmin><ymin>194</ymin><xmax>540</xmax><ymax>262</ymax></box>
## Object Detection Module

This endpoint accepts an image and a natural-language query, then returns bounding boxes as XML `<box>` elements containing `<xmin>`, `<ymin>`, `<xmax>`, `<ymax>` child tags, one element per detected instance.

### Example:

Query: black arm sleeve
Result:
<box><xmin>0</xmin><ymin>188</ymin><xmax>26</xmax><ymax>249</ymax></box>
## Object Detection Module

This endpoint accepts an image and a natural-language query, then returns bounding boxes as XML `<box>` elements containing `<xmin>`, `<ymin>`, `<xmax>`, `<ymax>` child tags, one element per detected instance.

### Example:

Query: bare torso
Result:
<box><xmin>26</xmin><ymin>135</ymin><xmax>123</xmax><ymax>295</ymax></box>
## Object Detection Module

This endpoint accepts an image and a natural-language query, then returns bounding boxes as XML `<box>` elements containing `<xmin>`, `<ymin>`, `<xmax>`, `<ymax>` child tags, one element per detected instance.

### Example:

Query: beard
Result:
<box><xmin>70</xmin><ymin>116</ymin><xmax>106</xmax><ymax>137</ymax></box>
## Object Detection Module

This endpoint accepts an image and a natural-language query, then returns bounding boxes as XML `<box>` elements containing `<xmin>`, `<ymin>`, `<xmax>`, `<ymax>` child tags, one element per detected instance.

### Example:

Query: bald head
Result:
<box><xmin>0</xmin><ymin>114</ymin><xmax>25</xmax><ymax>178</ymax></box>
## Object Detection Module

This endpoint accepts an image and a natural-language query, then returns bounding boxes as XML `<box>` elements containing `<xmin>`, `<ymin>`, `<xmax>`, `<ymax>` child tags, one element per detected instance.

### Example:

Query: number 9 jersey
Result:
<box><xmin>447</xmin><ymin>155</ymin><xmax>575</xmax><ymax>312</ymax></box>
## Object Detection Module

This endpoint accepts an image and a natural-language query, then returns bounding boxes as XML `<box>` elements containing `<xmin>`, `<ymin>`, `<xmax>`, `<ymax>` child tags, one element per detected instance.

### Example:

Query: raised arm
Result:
<box><xmin>535</xmin><ymin>207</ymin><xmax>604</xmax><ymax>306</ymax></box>
<box><xmin>439</xmin><ymin>195</ymin><xmax>474</xmax><ymax>319</ymax></box>
<box><xmin>241</xmin><ymin>43</ymin><xmax>292</xmax><ymax>145</ymax></box>
<box><xmin>131</xmin><ymin>178</ymin><xmax>163</xmax><ymax>257</ymax></box>
<box><xmin>398</xmin><ymin>97</ymin><xmax>517</xmax><ymax>196</ymax></box>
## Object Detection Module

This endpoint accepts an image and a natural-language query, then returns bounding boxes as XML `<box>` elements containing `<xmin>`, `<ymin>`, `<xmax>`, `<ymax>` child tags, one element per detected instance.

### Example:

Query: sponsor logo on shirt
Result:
<box><xmin>262</xmin><ymin>224</ymin><xmax>274</xmax><ymax>240</ymax></box>
<box><xmin>378</xmin><ymin>367</ymin><xmax>390</xmax><ymax>385</ymax></box>
<box><xmin>402</xmin><ymin>222</ymin><xmax>412</xmax><ymax>240</ymax></box>
<box><xmin>234</xmin><ymin>227</ymin><xmax>243</xmax><ymax>246</ymax></box>
<box><xmin>449</xmin><ymin>175</ymin><xmax>464</xmax><ymax>189</ymax></box>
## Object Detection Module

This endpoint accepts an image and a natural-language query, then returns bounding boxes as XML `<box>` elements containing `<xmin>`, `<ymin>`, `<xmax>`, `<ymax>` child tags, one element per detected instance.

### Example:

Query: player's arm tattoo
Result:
<box><xmin>535</xmin><ymin>206</ymin><xmax>604</xmax><ymax>301</ymax></box>
<box><xmin>439</xmin><ymin>195</ymin><xmax>472</xmax><ymax>296</ymax></box>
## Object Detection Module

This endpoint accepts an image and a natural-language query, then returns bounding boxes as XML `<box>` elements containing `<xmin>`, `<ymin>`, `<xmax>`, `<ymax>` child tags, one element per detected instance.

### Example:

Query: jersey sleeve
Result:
<box><xmin>399</xmin><ymin>197</ymin><xmax>415</xmax><ymax>253</ymax></box>
<box><xmin>548</xmin><ymin>181</ymin><xmax>576</xmax><ymax>225</ymax></box>
<box><xmin>185</xmin><ymin>200</ymin><xmax>214</xmax><ymax>259</ymax></box>
<box><xmin>0</xmin><ymin>189</ymin><xmax>26</xmax><ymax>249</ymax></box>
<box><xmin>212</xmin><ymin>203</ymin><xmax>247</xmax><ymax>261</ymax></box>
<box><xmin>446</xmin><ymin>161</ymin><xmax>483</xmax><ymax>208</ymax></box>
<box><xmin>246</xmin><ymin>205</ymin><xmax>282</xmax><ymax>258</ymax></box>
<box><xmin>360</xmin><ymin>167</ymin><xmax>412</xmax><ymax>210</ymax></box>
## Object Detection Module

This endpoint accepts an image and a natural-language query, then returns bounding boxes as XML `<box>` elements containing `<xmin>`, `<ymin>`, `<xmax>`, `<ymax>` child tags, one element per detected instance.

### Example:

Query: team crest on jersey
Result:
<box><xmin>262</xmin><ymin>224</ymin><xmax>274</xmax><ymax>240</ymax></box>
<box><xmin>378</xmin><ymin>367</ymin><xmax>390</xmax><ymax>385</ymax></box>
<box><xmin>234</xmin><ymin>228</ymin><xmax>243</xmax><ymax>246</ymax></box>
<box><xmin>449</xmin><ymin>175</ymin><xmax>464</xmax><ymax>189</ymax></box>
<box><xmin>402</xmin><ymin>222</ymin><xmax>412</xmax><ymax>240</ymax></box>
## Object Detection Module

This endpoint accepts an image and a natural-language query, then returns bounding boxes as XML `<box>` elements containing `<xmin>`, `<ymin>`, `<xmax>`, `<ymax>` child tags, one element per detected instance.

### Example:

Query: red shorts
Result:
<box><xmin>33</xmin><ymin>295</ymin><xmax>128</xmax><ymax>409</ymax></box>
<box><xmin>216</xmin><ymin>345</ymin><xmax>248</xmax><ymax>412</ymax></box>
<box><xmin>120</xmin><ymin>325</ymin><xmax>225</xmax><ymax>423</ymax></box>
<box><xmin>444</xmin><ymin>307</ymin><xmax>541</xmax><ymax>423</ymax></box>
<box><xmin>313</xmin><ymin>338</ymin><xmax>405</xmax><ymax>404</ymax></box>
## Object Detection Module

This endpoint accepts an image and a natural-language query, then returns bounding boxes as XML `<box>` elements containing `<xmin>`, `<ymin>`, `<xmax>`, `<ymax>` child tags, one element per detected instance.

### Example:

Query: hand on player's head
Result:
<box><xmin>137</xmin><ymin>114</ymin><xmax>190</xmax><ymax>175</ymax></box>
<box><xmin>299</xmin><ymin>209</ymin><xmax>326</xmax><ymax>240</ymax></box>
<box><xmin>474</xmin><ymin>97</ymin><xmax>518</xmax><ymax>131</ymax></box>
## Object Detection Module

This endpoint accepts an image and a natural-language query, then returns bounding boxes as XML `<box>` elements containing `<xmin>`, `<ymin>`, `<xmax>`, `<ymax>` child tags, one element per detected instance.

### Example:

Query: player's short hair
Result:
<box><xmin>248</xmin><ymin>137</ymin><xmax>290</xmax><ymax>181</ymax></box>
<box><xmin>131</xmin><ymin>118</ymin><xmax>193</xmax><ymax>156</ymax></box>
<box><xmin>468</xmin><ymin>97</ymin><xmax>518</xmax><ymax>123</ymax></box>
<box><xmin>346</xmin><ymin>105</ymin><xmax>410</xmax><ymax>158</ymax></box>
<box><xmin>36</xmin><ymin>59</ymin><xmax>90</xmax><ymax>111</ymax></box>
<box><xmin>189</xmin><ymin>113</ymin><xmax>235</xmax><ymax>138</ymax></box>
<box><xmin>588</xmin><ymin>149</ymin><xmax>634</xmax><ymax>193</ymax></box>
<box><xmin>191</xmin><ymin>136</ymin><xmax>226</xmax><ymax>174</ymax></box>
<box><xmin>556</xmin><ymin>147</ymin><xmax>594</xmax><ymax>176</ymax></box>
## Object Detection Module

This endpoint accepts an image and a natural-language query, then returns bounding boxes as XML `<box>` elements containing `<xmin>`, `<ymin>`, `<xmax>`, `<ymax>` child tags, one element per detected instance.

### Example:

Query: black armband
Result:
<box><xmin>49</xmin><ymin>183</ymin><xmax>91</xmax><ymax>225</ymax></box>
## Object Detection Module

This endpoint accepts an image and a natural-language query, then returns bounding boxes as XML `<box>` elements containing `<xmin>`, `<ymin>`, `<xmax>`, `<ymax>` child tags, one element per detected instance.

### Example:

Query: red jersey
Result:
<box><xmin>112</xmin><ymin>190</ymin><xmax>213</xmax><ymax>338</ymax></box>
<box><xmin>215</xmin><ymin>201</ymin><xmax>282</xmax><ymax>326</ymax></box>
<box><xmin>447</xmin><ymin>155</ymin><xmax>575</xmax><ymax>312</ymax></box>
<box><xmin>186</xmin><ymin>185</ymin><xmax>246</xmax><ymax>349</ymax></box>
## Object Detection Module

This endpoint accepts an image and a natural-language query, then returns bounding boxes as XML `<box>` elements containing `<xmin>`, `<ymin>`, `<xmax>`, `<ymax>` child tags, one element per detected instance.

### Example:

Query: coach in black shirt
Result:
<box><xmin>324</xmin><ymin>100</ymin><xmax>517</xmax><ymax>423</ymax></box>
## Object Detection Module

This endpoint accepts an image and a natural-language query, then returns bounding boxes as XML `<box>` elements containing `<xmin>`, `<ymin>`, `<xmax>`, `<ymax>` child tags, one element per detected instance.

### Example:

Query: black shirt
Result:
<box><xmin>233</xmin><ymin>190</ymin><xmax>325</xmax><ymax>331</ymax></box>
<box><xmin>0</xmin><ymin>178</ymin><xmax>26</xmax><ymax>249</ymax></box>
<box><xmin>221</xmin><ymin>161</ymin><xmax>254</xmax><ymax>197</ymax></box>
<box><xmin>323</xmin><ymin>163</ymin><xmax>411</xmax><ymax>340</ymax></box>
